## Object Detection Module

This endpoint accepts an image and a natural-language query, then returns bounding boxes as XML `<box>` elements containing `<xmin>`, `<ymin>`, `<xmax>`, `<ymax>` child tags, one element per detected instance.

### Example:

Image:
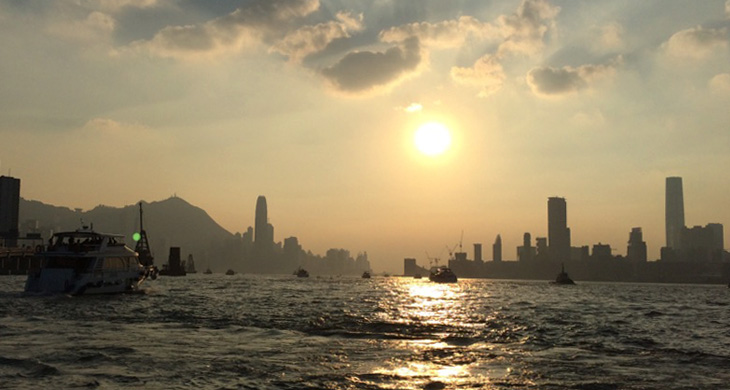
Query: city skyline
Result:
<box><xmin>1</xmin><ymin>1</ymin><xmax>730</xmax><ymax>273</ymax></box>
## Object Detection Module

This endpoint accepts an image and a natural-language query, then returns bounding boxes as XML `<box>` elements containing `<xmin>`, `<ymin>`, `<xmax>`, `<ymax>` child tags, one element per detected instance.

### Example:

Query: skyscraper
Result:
<box><xmin>0</xmin><ymin>176</ymin><xmax>20</xmax><ymax>247</ymax></box>
<box><xmin>627</xmin><ymin>227</ymin><xmax>647</xmax><ymax>262</ymax></box>
<box><xmin>548</xmin><ymin>197</ymin><xmax>571</xmax><ymax>262</ymax></box>
<box><xmin>254</xmin><ymin>195</ymin><xmax>272</xmax><ymax>250</ymax></box>
<box><xmin>665</xmin><ymin>177</ymin><xmax>685</xmax><ymax>250</ymax></box>
<box><xmin>492</xmin><ymin>235</ymin><xmax>502</xmax><ymax>262</ymax></box>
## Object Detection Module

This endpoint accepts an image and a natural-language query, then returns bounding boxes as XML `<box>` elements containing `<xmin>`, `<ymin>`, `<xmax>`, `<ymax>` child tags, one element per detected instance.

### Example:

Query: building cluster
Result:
<box><xmin>405</xmin><ymin>177</ymin><xmax>729</xmax><ymax>283</ymax></box>
<box><xmin>231</xmin><ymin>195</ymin><xmax>371</xmax><ymax>275</ymax></box>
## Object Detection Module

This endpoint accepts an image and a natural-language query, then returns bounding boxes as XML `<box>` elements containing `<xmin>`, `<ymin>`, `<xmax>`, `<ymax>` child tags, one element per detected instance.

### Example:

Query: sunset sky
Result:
<box><xmin>2</xmin><ymin>0</ymin><xmax>729</xmax><ymax>273</ymax></box>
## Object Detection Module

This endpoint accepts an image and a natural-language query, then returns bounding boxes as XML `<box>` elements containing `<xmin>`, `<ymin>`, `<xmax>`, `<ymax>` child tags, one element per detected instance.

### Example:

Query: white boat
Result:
<box><xmin>25</xmin><ymin>227</ymin><xmax>158</xmax><ymax>295</ymax></box>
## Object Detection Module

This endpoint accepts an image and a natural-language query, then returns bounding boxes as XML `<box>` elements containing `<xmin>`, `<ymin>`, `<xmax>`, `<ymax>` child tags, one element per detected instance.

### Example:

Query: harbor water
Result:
<box><xmin>1</xmin><ymin>274</ymin><xmax>730</xmax><ymax>389</ymax></box>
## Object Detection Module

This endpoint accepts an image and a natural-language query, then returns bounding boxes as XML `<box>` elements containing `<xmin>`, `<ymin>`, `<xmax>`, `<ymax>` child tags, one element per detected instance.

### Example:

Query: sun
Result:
<box><xmin>414</xmin><ymin>122</ymin><xmax>452</xmax><ymax>156</ymax></box>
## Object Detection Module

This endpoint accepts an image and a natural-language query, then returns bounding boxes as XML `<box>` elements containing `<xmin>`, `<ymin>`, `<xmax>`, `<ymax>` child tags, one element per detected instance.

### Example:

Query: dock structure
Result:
<box><xmin>0</xmin><ymin>248</ymin><xmax>42</xmax><ymax>275</ymax></box>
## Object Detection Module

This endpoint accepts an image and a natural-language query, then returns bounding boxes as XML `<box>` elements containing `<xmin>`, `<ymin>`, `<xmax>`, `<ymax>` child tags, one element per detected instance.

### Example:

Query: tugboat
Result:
<box><xmin>551</xmin><ymin>263</ymin><xmax>575</xmax><ymax>285</ymax></box>
<box><xmin>25</xmin><ymin>226</ymin><xmax>158</xmax><ymax>295</ymax></box>
<box><xmin>429</xmin><ymin>266</ymin><xmax>457</xmax><ymax>283</ymax></box>
<box><xmin>294</xmin><ymin>267</ymin><xmax>309</xmax><ymax>278</ymax></box>
<box><xmin>361</xmin><ymin>271</ymin><xmax>371</xmax><ymax>279</ymax></box>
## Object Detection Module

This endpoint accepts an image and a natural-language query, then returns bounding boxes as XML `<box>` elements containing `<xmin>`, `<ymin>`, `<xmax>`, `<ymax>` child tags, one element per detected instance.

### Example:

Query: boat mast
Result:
<box><xmin>135</xmin><ymin>202</ymin><xmax>154</xmax><ymax>266</ymax></box>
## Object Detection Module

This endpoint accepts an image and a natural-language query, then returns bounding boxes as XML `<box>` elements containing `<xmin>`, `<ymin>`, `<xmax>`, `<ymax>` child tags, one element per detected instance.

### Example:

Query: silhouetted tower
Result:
<box><xmin>135</xmin><ymin>202</ymin><xmax>154</xmax><ymax>266</ymax></box>
<box><xmin>492</xmin><ymin>235</ymin><xmax>502</xmax><ymax>262</ymax></box>
<box><xmin>548</xmin><ymin>197</ymin><xmax>571</xmax><ymax>262</ymax></box>
<box><xmin>627</xmin><ymin>227</ymin><xmax>647</xmax><ymax>262</ymax></box>
<box><xmin>255</xmin><ymin>196</ymin><xmax>267</xmax><ymax>244</ymax></box>
<box><xmin>665</xmin><ymin>177</ymin><xmax>685</xmax><ymax>250</ymax></box>
<box><xmin>473</xmin><ymin>243</ymin><xmax>483</xmax><ymax>263</ymax></box>
<box><xmin>0</xmin><ymin>176</ymin><xmax>20</xmax><ymax>247</ymax></box>
<box><xmin>517</xmin><ymin>232</ymin><xmax>535</xmax><ymax>262</ymax></box>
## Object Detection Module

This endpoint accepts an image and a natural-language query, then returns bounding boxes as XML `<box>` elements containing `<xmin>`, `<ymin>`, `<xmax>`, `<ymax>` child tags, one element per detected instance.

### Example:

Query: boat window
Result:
<box><xmin>46</xmin><ymin>256</ymin><xmax>93</xmax><ymax>273</ymax></box>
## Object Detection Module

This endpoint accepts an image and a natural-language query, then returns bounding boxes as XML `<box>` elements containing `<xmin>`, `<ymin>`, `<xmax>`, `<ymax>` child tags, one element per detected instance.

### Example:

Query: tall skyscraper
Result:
<box><xmin>0</xmin><ymin>176</ymin><xmax>20</xmax><ymax>247</ymax></box>
<box><xmin>665</xmin><ymin>177</ymin><xmax>685</xmax><ymax>250</ymax></box>
<box><xmin>627</xmin><ymin>227</ymin><xmax>647</xmax><ymax>262</ymax></box>
<box><xmin>254</xmin><ymin>196</ymin><xmax>267</xmax><ymax>243</ymax></box>
<box><xmin>473</xmin><ymin>243</ymin><xmax>483</xmax><ymax>263</ymax></box>
<box><xmin>492</xmin><ymin>235</ymin><xmax>502</xmax><ymax>262</ymax></box>
<box><xmin>548</xmin><ymin>197</ymin><xmax>571</xmax><ymax>262</ymax></box>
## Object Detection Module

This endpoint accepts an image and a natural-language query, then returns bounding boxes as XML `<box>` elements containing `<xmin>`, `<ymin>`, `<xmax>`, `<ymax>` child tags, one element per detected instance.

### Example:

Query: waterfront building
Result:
<box><xmin>665</xmin><ymin>177</ymin><xmax>685</xmax><ymax>250</ymax></box>
<box><xmin>548</xmin><ymin>197</ymin><xmax>571</xmax><ymax>262</ymax></box>
<box><xmin>517</xmin><ymin>232</ymin><xmax>535</xmax><ymax>262</ymax></box>
<box><xmin>473</xmin><ymin>243</ymin><xmax>483</xmax><ymax>263</ymax></box>
<box><xmin>492</xmin><ymin>235</ymin><xmax>502</xmax><ymax>262</ymax></box>
<box><xmin>627</xmin><ymin>227</ymin><xmax>647</xmax><ymax>262</ymax></box>
<box><xmin>0</xmin><ymin>176</ymin><xmax>20</xmax><ymax>248</ymax></box>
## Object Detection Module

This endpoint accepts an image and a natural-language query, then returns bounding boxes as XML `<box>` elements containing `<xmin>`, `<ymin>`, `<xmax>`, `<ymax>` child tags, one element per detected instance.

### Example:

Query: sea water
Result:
<box><xmin>1</xmin><ymin>274</ymin><xmax>729</xmax><ymax>389</ymax></box>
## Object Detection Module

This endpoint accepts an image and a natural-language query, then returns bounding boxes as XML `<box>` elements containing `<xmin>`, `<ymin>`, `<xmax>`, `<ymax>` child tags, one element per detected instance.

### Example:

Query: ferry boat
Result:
<box><xmin>429</xmin><ymin>266</ymin><xmax>457</xmax><ymax>283</ymax></box>
<box><xmin>294</xmin><ymin>267</ymin><xmax>309</xmax><ymax>278</ymax></box>
<box><xmin>361</xmin><ymin>271</ymin><xmax>371</xmax><ymax>279</ymax></box>
<box><xmin>551</xmin><ymin>263</ymin><xmax>575</xmax><ymax>285</ymax></box>
<box><xmin>24</xmin><ymin>227</ymin><xmax>158</xmax><ymax>295</ymax></box>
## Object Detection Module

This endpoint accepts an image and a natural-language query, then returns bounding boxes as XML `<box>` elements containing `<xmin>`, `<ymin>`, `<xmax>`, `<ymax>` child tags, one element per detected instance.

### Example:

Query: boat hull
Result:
<box><xmin>25</xmin><ymin>268</ymin><xmax>147</xmax><ymax>295</ymax></box>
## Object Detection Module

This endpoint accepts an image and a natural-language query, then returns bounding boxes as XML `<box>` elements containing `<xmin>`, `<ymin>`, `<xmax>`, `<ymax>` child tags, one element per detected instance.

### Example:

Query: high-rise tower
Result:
<box><xmin>548</xmin><ymin>197</ymin><xmax>571</xmax><ymax>262</ymax></box>
<box><xmin>492</xmin><ymin>235</ymin><xmax>502</xmax><ymax>262</ymax></box>
<box><xmin>254</xmin><ymin>196</ymin><xmax>270</xmax><ymax>247</ymax></box>
<box><xmin>0</xmin><ymin>176</ymin><xmax>20</xmax><ymax>247</ymax></box>
<box><xmin>665</xmin><ymin>177</ymin><xmax>685</xmax><ymax>250</ymax></box>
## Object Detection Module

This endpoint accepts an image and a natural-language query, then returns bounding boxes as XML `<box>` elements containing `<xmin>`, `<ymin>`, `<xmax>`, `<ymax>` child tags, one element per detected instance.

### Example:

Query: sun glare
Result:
<box><xmin>414</xmin><ymin>122</ymin><xmax>452</xmax><ymax>156</ymax></box>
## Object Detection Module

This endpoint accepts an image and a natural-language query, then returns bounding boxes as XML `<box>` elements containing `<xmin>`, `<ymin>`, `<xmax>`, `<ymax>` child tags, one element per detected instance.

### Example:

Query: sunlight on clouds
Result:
<box><xmin>451</xmin><ymin>54</ymin><xmax>506</xmax><ymax>97</ymax></box>
<box><xmin>592</xmin><ymin>22</ymin><xmax>624</xmax><ymax>53</ymax></box>
<box><xmin>271</xmin><ymin>11</ymin><xmax>363</xmax><ymax>63</ymax></box>
<box><xmin>404</xmin><ymin>103</ymin><xmax>423</xmax><ymax>113</ymax></box>
<box><xmin>663</xmin><ymin>26</ymin><xmax>728</xmax><ymax>60</ymax></box>
<box><xmin>526</xmin><ymin>57</ymin><xmax>621</xmax><ymax>98</ymax></box>
<box><xmin>709</xmin><ymin>73</ymin><xmax>730</xmax><ymax>94</ymax></box>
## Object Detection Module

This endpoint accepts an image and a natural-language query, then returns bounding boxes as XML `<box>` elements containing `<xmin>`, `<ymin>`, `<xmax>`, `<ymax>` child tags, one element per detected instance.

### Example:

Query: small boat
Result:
<box><xmin>362</xmin><ymin>271</ymin><xmax>371</xmax><ymax>279</ymax></box>
<box><xmin>413</xmin><ymin>273</ymin><xmax>422</xmax><ymax>279</ymax></box>
<box><xmin>225</xmin><ymin>269</ymin><xmax>235</xmax><ymax>275</ymax></box>
<box><xmin>551</xmin><ymin>263</ymin><xmax>575</xmax><ymax>285</ymax></box>
<box><xmin>25</xmin><ymin>227</ymin><xmax>158</xmax><ymax>295</ymax></box>
<box><xmin>204</xmin><ymin>268</ymin><xmax>212</xmax><ymax>275</ymax></box>
<box><xmin>429</xmin><ymin>266</ymin><xmax>457</xmax><ymax>283</ymax></box>
<box><xmin>294</xmin><ymin>267</ymin><xmax>309</xmax><ymax>278</ymax></box>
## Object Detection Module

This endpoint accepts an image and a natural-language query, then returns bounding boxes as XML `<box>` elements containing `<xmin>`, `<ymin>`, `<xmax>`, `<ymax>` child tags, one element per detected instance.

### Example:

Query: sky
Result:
<box><xmin>1</xmin><ymin>0</ymin><xmax>729</xmax><ymax>273</ymax></box>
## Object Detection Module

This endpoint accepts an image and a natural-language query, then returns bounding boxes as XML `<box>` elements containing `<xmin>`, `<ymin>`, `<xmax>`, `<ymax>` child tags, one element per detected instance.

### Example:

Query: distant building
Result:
<box><xmin>473</xmin><ymin>243</ymin><xmax>483</xmax><ymax>263</ymax></box>
<box><xmin>548</xmin><ymin>197</ymin><xmax>571</xmax><ymax>262</ymax></box>
<box><xmin>0</xmin><ymin>176</ymin><xmax>20</xmax><ymax>248</ymax></box>
<box><xmin>492</xmin><ymin>235</ymin><xmax>502</xmax><ymax>262</ymax></box>
<box><xmin>627</xmin><ymin>227</ymin><xmax>647</xmax><ymax>262</ymax></box>
<box><xmin>665</xmin><ymin>177</ymin><xmax>685</xmax><ymax>250</ymax></box>
<box><xmin>591</xmin><ymin>243</ymin><xmax>612</xmax><ymax>261</ymax></box>
<box><xmin>517</xmin><ymin>232</ymin><xmax>535</xmax><ymax>262</ymax></box>
<box><xmin>681</xmin><ymin>224</ymin><xmax>725</xmax><ymax>262</ymax></box>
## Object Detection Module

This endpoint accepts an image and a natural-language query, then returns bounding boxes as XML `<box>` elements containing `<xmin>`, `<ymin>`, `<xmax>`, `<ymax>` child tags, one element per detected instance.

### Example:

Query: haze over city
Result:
<box><xmin>1</xmin><ymin>0</ymin><xmax>729</xmax><ymax>273</ymax></box>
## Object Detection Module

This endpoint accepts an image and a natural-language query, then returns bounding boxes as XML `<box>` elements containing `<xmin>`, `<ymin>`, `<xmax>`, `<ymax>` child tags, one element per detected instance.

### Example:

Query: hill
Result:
<box><xmin>19</xmin><ymin>196</ymin><xmax>238</xmax><ymax>271</ymax></box>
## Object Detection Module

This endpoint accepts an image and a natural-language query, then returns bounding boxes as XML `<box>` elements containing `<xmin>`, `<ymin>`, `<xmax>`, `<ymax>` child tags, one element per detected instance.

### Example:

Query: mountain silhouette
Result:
<box><xmin>19</xmin><ymin>196</ymin><xmax>237</xmax><ymax>271</ymax></box>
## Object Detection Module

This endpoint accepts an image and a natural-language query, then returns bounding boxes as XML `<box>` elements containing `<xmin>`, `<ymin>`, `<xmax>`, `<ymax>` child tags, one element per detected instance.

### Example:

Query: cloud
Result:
<box><xmin>271</xmin><ymin>12</ymin><xmax>363</xmax><ymax>63</ymax></box>
<box><xmin>526</xmin><ymin>58</ymin><xmax>620</xmax><ymax>97</ymax></box>
<box><xmin>709</xmin><ymin>73</ymin><xmax>730</xmax><ymax>94</ymax></box>
<box><xmin>663</xmin><ymin>26</ymin><xmax>728</xmax><ymax>59</ymax></box>
<box><xmin>131</xmin><ymin>0</ymin><xmax>320</xmax><ymax>60</ymax></box>
<box><xmin>593</xmin><ymin>22</ymin><xmax>624</xmax><ymax>53</ymax></box>
<box><xmin>727</xmin><ymin>0</ymin><xmax>730</xmax><ymax>19</ymax></box>
<box><xmin>450</xmin><ymin>55</ymin><xmax>506</xmax><ymax>97</ymax></box>
<box><xmin>495</xmin><ymin>0</ymin><xmax>560</xmax><ymax>57</ymax></box>
<box><xmin>94</xmin><ymin>0</ymin><xmax>161</xmax><ymax>12</ymax></box>
<box><xmin>379</xmin><ymin>16</ymin><xmax>499</xmax><ymax>49</ymax></box>
<box><xmin>320</xmin><ymin>37</ymin><xmax>424</xmax><ymax>95</ymax></box>
<box><xmin>404</xmin><ymin>103</ymin><xmax>423</xmax><ymax>113</ymax></box>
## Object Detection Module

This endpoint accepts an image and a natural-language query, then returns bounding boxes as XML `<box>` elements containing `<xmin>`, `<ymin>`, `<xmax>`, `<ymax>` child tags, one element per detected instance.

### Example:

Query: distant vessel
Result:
<box><xmin>413</xmin><ymin>273</ymin><xmax>422</xmax><ymax>279</ymax></box>
<box><xmin>429</xmin><ymin>266</ymin><xmax>457</xmax><ymax>283</ymax></box>
<box><xmin>551</xmin><ymin>263</ymin><xmax>575</xmax><ymax>285</ymax></box>
<box><xmin>204</xmin><ymin>267</ymin><xmax>212</xmax><ymax>275</ymax></box>
<box><xmin>361</xmin><ymin>271</ymin><xmax>371</xmax><ymax>279</ymax></box>
<box><xmin>294</xmin><ymin>267</ymin><xmax>309</xmax><ymax>278</ymax></box>
<box><xmin>225</xmin><ymin>269</ymin><xmax>235</xmax><ymax>275</ymax></box>
<box><xmin>134</xmin><ymin>202</ymin><xmax>154</xmax><ymax>267</ymax></box>
<box><xmin>25</xmin><ymin>227</ymin><xmax>158</xmax><ymax>295</ymax></box>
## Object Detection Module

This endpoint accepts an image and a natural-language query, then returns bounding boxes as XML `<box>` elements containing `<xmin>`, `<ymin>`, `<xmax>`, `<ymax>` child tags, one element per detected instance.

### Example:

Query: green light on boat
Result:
<box><xmin>133</xmin><ymin>232</ymin><xmax>141</xmax><ymax>242</ymax></box>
